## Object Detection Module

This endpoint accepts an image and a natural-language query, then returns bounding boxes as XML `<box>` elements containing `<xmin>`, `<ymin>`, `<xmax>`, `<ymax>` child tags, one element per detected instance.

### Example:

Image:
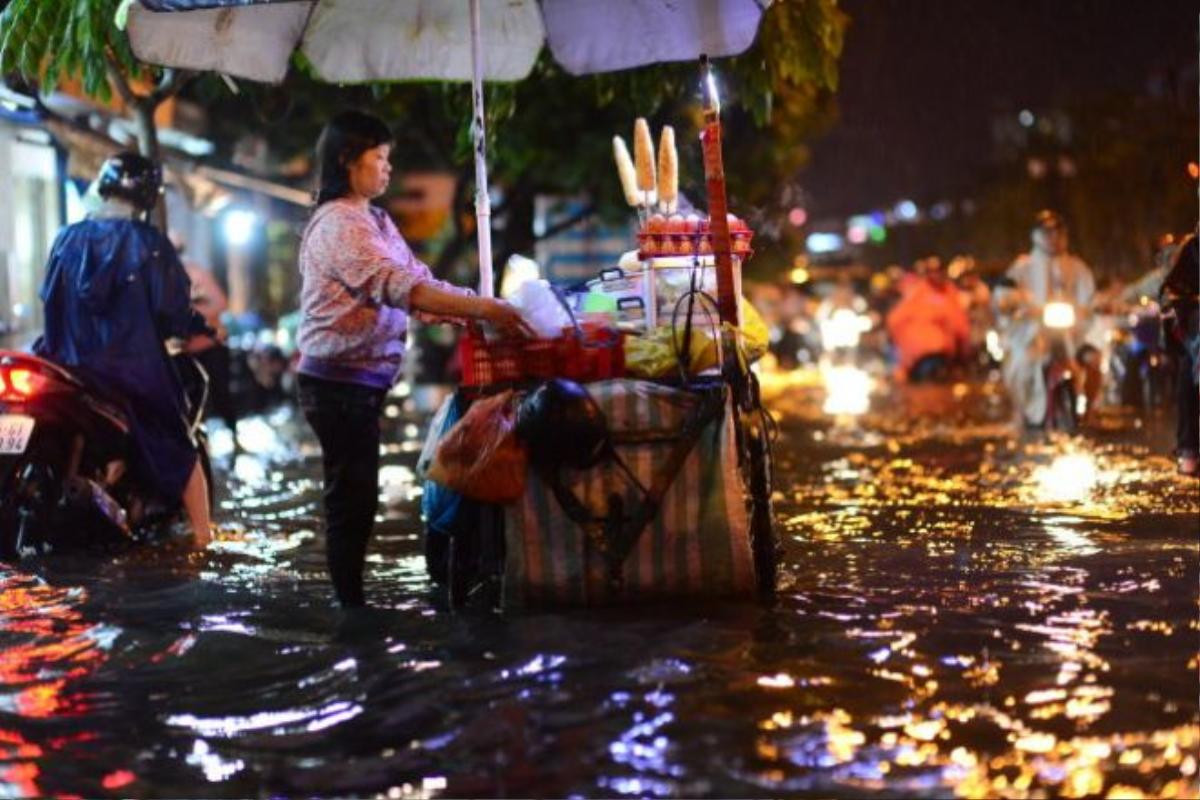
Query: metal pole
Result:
<box><xmin>470</xmin><ymin>0</ymin><xmax>494</xmax><ymax>298</ymax></box>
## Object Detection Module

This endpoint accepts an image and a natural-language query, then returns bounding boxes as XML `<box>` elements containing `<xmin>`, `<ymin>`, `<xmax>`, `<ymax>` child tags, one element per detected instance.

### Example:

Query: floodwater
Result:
<box><xmin>0</xmin><ymin>370</ymin><xmax>1196</xmax><ymax>798</ymax></box>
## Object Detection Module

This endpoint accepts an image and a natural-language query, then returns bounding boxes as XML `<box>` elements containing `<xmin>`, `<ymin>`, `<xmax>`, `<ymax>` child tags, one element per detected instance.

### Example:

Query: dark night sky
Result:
<box><xmin>803</xmin><ymin>0</ymin><xmax>1199</xmax><ymax>219</ymax></box>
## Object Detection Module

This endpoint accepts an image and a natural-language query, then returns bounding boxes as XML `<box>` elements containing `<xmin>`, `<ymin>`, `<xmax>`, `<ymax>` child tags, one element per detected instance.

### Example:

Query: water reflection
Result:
<box><xmin>821</xmin><ymin>365</ymin><xmax>873</xmax><ymax>416</ymax></box>
<box><xmin>0</xmin><ymin>374</ymin><xmax>1194</xmax><ymax>798</ymax></box>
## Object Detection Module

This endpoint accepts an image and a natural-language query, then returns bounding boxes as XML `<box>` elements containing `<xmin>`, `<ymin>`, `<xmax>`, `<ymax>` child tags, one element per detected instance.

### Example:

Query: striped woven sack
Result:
<box><xmin>503</xmin><ymin>379</ymin><xmax>755</xmax><ymax>607</ymax></box>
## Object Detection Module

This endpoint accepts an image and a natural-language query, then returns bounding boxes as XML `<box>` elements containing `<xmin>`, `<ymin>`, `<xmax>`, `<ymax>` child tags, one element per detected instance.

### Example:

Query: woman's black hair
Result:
<box><xmin>314</xmin><ymin>110</ymin><xmax>393</xmax><ymax>206</ymax></box>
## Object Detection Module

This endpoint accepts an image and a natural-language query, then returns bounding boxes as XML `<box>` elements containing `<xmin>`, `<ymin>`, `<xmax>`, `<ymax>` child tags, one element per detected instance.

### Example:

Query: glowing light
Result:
<box><xmin>1189</xmin><ymin>162</ymin><xmax>1200</xmax><ymax>180</ymax></box>
<box><xmin>821</xmin><ymin>365</ymin><xmax>871</xmax><ymax>416</ymax></box>
<box><xmin>820</xmin><ymin>309</ymin><xmax>870</xmax><ymax>351</ymax></box>
<box><xmin>705</xmin><ymin>71</ymin><xmax>721</xmax><ymax>112</ymax></box>
<box><xmin>1015</xmin><ymin>732</ymin><xmax>1057</xmax><ymax>753</ymax></box>
<box><xmin>1035</xmin><ymin>454</ymin><xmax>1100</xmax><ymax>504</ymax></box>
<box><xmin>868</xmin><ymin>224</ymin><xmax>887</xmax><ymax>243</ymax></box>
<box><xmin>221</xmin><ymin>209</ymin><xmax>258</xmax><ymax>247</ymax></box>
<box><xmin>167</xmin><ymin>701</ymin><xmax>363</xmax><ymax>737</ymax></box>
<box><xmin>102</xmin><ymin>770</ymin><xmax>136</xmax><ymax>790</ymax></box>
<box><xmin>186</xmin><ymin>739</ymin><xmax>245</xmax><ymax>783</ymax></box>
<box><xmin>757</xmin><ymin>673</ymin><xmax>795</xmax><ymax>689</ymax></box>
<box><xmin>806</xmin><ymin>232</ymin><xmax>844</xmax><ymax>253</ymax></box>
<box><xmin>1042</xmin><ymin>301</ymin><xmax>1077</xmax><ymax>329</ymax></box>
<box><xmin>986</xmin><ymin>329</ymin><xmax>1005</xmax><ymax>361</ymax></box>
<box><xmin>1019</xmin><ymin>109</ymin><xmax>1035</xmax><ymax>127</ymax></box>
<box><xmin>895</xmin><ymin>199</ymin><xmax>918</xmax><ymax>221</ymax></box>
<box><xmin>7</xmin><ymin>368</ymin><xmax>39</xmax><ymax>396</ymax></box>
<box><xmin>788</xmin><ymin>207</ymin><xmax>808</xmax><ymax>227</ymax></box>
<box><xmin>847</xmin><ymin>224</ymin><xmax>869</xmax><ymax>244</ymax></box>
<box><xmin>789</xmin><ymin>267</ymin><xmax>810</xmax><ymax>284</ymax></box>
<box><xmin>1045</xmin><ymin>525</ymin><xmax>1100</xmax><ymax>555</ymax></box>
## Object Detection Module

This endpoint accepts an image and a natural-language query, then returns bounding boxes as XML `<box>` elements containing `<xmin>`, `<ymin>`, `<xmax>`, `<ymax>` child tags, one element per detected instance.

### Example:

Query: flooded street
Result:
<box><xmin>0</xmin><ymin>373</ymin><xmax>1196</xmax><ymax>799</ymax></box>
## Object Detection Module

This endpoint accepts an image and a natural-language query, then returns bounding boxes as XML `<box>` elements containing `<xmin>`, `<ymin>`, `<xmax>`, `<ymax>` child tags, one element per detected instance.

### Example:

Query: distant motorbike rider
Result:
<box><xmin>32</xmin><ymin>152</ymin><xmax>212</xmax><ymax>543</ymax></box>
<box><xmin>995</xmin><ymin>210</ymin><xmax>1097</xmax><ymax>427</ymax></box>
<box><xmin>886</xmin><ymin>257</ymin><xmax>969</xmax><ymax>382</ymax></box>
<box><xmin>949</xmin><ymin>256</ymin><xmax>994</xmax><ymax>371</ymax></box>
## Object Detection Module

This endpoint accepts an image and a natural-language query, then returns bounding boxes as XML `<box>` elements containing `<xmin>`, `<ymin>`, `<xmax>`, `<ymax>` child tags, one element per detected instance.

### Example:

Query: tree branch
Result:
<box><xmin>32</xmin><ymin>94</ymin><xmax>123</xmax><ymax>151</ymax></box>
<box><xmin>103</xmin><ymin>50</ymin><xmax>140</xmax><ymax>108</ymax></box>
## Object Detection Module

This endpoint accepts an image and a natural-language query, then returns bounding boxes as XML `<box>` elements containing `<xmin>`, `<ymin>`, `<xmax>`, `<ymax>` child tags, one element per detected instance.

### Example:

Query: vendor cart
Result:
<box><xmin>421</xmin><ymin>59</ymin><xmax>778</xmax><ymax>609</ymax></box>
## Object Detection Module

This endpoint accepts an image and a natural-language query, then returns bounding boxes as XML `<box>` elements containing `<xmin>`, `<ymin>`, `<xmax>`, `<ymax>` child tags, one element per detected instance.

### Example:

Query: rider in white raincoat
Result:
<box><xmin>995</xmin><ymin>211</ymin><xmax>1096</xmax><ymax>427</ymax></box>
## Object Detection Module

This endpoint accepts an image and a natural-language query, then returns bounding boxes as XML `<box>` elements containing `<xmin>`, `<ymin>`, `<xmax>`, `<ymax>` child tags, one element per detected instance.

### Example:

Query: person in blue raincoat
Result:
<box><xmin>33</xmin><ymin>152</ymin><xmax>212</xmax><ymax>543</ymax></box>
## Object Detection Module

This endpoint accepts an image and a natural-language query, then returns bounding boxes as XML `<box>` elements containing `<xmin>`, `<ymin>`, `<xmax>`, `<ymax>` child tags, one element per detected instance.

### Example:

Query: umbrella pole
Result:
<box><xmin>470</xmin><ymin>0</ymin><xmax>495</xmax><ymax>298</ymax></box>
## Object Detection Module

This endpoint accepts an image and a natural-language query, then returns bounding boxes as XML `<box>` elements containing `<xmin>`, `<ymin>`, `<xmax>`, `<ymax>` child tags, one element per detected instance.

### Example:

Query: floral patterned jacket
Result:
<box><xmin>297</xmin><ymin>198</ymin><xmax>469</xmax><ymax>389</ymax></box>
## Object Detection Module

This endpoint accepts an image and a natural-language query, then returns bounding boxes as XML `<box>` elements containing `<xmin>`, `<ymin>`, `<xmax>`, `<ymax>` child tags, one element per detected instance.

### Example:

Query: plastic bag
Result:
<box><xmin>417</xmin><ymin>394</ymin><xmax>457</xmax><ymax>480</ymax></box>
<box><xmin>625</xmin><ymin>297</ymin><xmax>768</xmax><ymax>378</ymax></box>
<box><xmin>427</xmin><ymin>391</ymin><xmax>528</xmax><ymax>504</ymax></box>
<box><xmin>508</xmin><ymin>279</ymin><xmax>572</xmax><ymax>338</ymax></box>
<box><xmin>421</xmin><ymin>394</ymin><xmax>467</xmax><ymax>535</ymax></box>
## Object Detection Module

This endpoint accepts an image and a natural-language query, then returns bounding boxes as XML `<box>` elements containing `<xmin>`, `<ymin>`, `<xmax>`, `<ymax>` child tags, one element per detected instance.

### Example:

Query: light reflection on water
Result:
<box><xmin>0</xmin><ymin>374</ymin><xmax>1194</xmax><ymax>798</ymax></box>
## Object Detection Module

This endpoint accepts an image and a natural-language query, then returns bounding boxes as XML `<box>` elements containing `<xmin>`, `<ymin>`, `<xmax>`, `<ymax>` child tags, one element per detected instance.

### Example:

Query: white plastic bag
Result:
<box><xmin>508</xmin><ymin>279</ymin><xmax>573</xmax><ymax>338</ymax></box>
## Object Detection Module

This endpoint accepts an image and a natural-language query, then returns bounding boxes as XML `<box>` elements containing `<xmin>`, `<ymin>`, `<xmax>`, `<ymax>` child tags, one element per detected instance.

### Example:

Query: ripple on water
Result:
<box><xmin>0</xmin><ymin>381</ymin><xmax>1194</xmax><ymax>798</ymax></box>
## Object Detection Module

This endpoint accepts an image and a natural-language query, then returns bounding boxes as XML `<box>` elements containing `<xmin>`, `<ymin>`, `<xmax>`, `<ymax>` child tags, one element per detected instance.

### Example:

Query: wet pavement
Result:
<box><xmin>0</xmin><ymin>369</ymin><xmax>1196</xmax><ymax>798</ymax></box>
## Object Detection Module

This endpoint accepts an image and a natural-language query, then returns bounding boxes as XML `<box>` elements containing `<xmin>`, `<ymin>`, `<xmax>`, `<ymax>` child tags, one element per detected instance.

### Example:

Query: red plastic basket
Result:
<box><xmin>459</xmin><ymin>325</ymin><xmax>624</xmax><ymax>387</ymax></box>
<box><xmin>460</xmin><ymin>329</ymin><xmax>522</xmax><ymax>386</ymax></box>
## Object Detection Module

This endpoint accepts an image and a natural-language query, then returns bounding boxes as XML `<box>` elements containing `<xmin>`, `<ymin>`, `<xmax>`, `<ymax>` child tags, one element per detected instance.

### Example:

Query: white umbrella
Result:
<box><xmin>127</xmin><ymin>0</ymin><xmax>767</xmax><ymax>296</ymax></box>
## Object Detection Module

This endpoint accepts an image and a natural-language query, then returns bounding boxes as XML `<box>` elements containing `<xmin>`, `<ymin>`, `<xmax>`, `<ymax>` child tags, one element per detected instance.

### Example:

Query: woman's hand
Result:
<box><xmin>479</xmin><ymin>298</ymin><xmax>537</xmax><ymax>339</ymax></box>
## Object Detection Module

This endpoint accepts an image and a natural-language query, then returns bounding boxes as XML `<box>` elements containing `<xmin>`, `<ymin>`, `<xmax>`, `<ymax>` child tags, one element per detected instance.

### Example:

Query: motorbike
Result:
<box><xmin>1040</xmin><ymin>300</ymin><xmax>1097</xmax><ymax>433</ymax></box>
<box><xmin>0</xmin><ymin>345</ymin><xmax>212</xmax><ymax>558</ymax></box>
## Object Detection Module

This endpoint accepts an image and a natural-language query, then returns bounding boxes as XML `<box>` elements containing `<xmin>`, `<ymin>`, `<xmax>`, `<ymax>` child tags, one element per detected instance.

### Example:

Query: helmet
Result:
<box><xmin>516</xmin><ymin>379</ymin><xmax>611</xmax><ymax>470</ymax></box>
<box><xmin>1033</xmin><ymin>209</ymin><xmax>1066</xmax><ymax>232</ymax></box>
<box><xmin>96</xmin><ymin>151</ymin><xmax>163</xmax><ymax>212</ymax></box>
<box><xmin>947</xmin><ymin>255</ymin><xmax>977</xmax><ymax>281</ymax></box>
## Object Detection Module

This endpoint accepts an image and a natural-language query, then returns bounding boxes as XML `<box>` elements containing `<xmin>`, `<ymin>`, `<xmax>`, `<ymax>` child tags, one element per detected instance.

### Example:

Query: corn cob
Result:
<box><xmin>612</xmin><ymin>135</ymin><xmax>641</xmax><ymax>207</ymax></box>
<box><xmin>633</xmin><ymin>118</ymin><xmax>657</xmax><ymax>205</ymax></box>
<box><xmin>657</xmin><ymin>125</ymin><xmax>677</xmax><ymax>214</ymax></box>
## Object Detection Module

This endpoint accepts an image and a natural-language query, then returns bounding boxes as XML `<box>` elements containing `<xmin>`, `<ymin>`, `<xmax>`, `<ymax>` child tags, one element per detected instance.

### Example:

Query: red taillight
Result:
<box><xmin>0</xmin><ymin>367</ymin><xmax>47</xmax><ymax>400</ymax></box>
<box><xmin>9</xmin><ymin>369</ymin><xmax>36</xmax><ymax>395</ymax></box>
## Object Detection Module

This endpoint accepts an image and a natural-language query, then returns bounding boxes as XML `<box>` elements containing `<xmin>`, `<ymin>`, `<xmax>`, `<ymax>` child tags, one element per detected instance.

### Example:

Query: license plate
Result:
<box><xmin>0</xmin><ymin>415</ymin><xmax>35</xmax><ymax>455</ymax></box>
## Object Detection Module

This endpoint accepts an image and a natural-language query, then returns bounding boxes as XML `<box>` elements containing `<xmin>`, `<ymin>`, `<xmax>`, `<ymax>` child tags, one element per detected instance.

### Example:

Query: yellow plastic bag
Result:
<box><xmin>625</xmin><ymin>298</ymin><xmax>768</xmax><ymax>378</ymax></box>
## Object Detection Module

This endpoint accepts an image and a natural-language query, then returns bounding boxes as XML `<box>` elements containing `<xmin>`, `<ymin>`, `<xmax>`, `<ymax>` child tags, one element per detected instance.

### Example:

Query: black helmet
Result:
<box><xmin>1033</xmin><ymin>209</ymin><xmax>1066</xmax><ymax>232</ymax></box>
<box><xmin>96</xmin><ymin>151</ymin><xmax>163</xmax><ymax>212</ymax></box>
<box><xmin>516</xmin><ymin>379</ymin><xmax>611</xmax><ymax>470</ymax></box>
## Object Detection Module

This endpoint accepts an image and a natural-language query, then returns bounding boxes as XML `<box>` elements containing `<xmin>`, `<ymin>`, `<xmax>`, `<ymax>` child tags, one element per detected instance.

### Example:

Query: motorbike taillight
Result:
<box><xmin>0</xmin><ymin>367</ymin><xmax>46</xmax><ymax>400</ymax></box>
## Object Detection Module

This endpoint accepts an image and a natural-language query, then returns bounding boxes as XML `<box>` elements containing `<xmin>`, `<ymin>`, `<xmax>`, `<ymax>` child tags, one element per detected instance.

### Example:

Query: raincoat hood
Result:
<box><xmin>63</xmin><ymin>220</ymin><xmax>145</xmax><ymax>313</ymax></box>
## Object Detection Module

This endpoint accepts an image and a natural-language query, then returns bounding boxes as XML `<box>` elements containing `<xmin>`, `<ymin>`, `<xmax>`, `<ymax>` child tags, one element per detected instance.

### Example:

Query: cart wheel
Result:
<box><xmin>747</xmin><ymin>423</ymin><xmax>778</xmax><ymax>596</ymax></box>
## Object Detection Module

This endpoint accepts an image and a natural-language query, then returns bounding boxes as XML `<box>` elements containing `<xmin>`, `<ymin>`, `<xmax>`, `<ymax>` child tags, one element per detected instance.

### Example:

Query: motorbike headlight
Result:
<box><xmin>1042</xmin><ymin>301</ymin><xmax>1076</xmax><ymax>329</ymax></box>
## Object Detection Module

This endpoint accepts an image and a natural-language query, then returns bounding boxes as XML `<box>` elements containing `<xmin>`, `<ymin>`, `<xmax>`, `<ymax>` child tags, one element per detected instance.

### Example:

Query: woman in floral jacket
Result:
<box><xmin>297</xmin><ymin>110</ymin><xmax>531</xmax><ymax>608</ymax></box>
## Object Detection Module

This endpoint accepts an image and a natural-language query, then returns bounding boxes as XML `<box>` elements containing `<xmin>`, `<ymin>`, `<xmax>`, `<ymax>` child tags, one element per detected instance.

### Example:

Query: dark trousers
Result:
<box><xmin>298</xmin><ymin>374</ymin><xmax>386</xmax><ymax>607</ymax></box>
<box><xmin>1177</xmin><ymin>352</ymin><xmax>1199</xmax><ymax>456</ymax></box>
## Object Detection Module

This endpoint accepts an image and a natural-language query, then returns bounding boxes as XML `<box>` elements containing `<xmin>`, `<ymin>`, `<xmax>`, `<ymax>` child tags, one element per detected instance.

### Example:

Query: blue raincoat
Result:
<box><xmin>34</xmin><ymin>216</ymin><xmax>202</xmax><ymax>500</ymax></box>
